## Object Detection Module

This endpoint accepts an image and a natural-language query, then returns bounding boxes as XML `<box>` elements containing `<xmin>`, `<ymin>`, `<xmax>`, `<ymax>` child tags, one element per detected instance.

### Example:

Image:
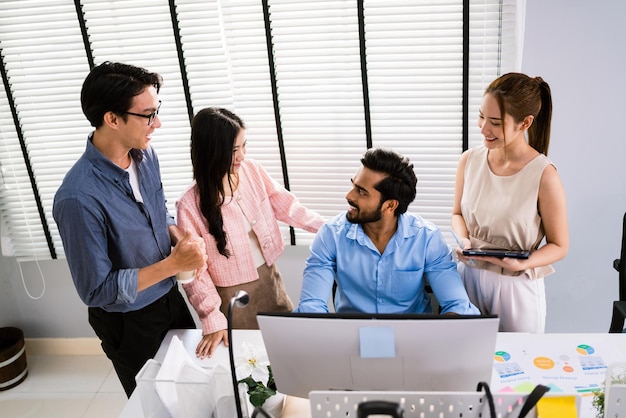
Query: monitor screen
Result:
<box><xmin>257</xmin><ymin>312</ymin><xmax>499</xmax><ymax>398</ymax></box>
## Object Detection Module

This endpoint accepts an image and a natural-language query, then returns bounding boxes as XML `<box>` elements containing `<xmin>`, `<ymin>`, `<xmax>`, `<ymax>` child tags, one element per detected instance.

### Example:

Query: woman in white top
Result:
<box><xmin>451</xmin><ymin>73</ymin><xmax>569</xmax><ymax>332</ymax></box>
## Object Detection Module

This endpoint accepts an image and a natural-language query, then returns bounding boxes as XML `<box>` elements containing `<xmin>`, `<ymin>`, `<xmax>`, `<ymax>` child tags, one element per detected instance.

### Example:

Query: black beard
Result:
<box><xmin>346</xmin><ymin>201</ymin><xmax>383</xmax><ymax>224</ymax></box>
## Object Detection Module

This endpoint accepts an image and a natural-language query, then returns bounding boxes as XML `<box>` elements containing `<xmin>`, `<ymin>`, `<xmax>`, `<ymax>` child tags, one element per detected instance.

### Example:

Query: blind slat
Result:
<box><xmin>0</xmin><ymin>0</ymin><xmax>522</xmax><ymax>261</ymax></box>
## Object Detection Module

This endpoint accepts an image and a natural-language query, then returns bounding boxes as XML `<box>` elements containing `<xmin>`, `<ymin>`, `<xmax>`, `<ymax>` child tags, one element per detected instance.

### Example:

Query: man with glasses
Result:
<box><xmin>53</xmin><ymin>62</ymin><xmax>206</xmax><ymax>397</ymax></box>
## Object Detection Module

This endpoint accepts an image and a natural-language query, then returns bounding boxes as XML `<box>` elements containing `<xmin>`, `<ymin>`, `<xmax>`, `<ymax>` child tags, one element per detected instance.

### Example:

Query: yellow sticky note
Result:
<box><xmin>536</xmin><ymin>396</ymin><xmax>577</xmax><ymax>418</ymax></box>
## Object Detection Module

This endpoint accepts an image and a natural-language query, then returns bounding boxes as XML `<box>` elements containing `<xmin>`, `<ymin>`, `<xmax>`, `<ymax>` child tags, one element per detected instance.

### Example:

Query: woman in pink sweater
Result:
<box><xmin>177</xmin><ymin>107</ymin><xmax>325</xmax><ymax>358</ymax></box>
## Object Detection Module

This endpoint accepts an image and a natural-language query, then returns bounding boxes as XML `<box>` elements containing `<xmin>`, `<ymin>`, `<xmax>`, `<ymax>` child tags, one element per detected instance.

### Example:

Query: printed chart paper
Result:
<box><xmin>491</xmin><ymin>334</ymin><xmax>622</xmax><ymax>417</ymax></box>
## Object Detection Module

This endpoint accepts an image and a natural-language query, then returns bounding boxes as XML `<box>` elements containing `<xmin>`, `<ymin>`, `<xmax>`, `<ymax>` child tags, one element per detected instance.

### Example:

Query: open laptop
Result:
<box><xmin>257</xmin><ymin>312</ymin><xmax>499</xmax><ymax>399</ymax></box>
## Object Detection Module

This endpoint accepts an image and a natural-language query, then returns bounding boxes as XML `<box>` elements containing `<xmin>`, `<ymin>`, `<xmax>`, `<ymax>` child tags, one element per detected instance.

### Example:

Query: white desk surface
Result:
<box><xmin>119</xmin><ymin>330</ymin><xmax>626</xmax><ymax>418</ymax></box>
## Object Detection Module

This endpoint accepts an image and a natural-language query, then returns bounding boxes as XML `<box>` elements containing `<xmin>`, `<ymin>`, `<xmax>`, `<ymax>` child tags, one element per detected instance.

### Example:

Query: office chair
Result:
<box><xmin>609</xmin><ymin>212</ymin><xmax>626</xmax><ymax>333</ymax></box>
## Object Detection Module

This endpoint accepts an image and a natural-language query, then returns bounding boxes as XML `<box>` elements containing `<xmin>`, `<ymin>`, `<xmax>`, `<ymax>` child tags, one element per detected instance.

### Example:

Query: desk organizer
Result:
<box><xmin>135</xmin><ymin>359</ymin><xmax>242</xmax><ymax>418</ymax></box>
<box><xmin>309</xmin><ymin>390</ymin><xmax>579</xmax><ymax>418</ymax></box>
<box><xmin>604</xmin><ymin>362</ymin><xmax>626</xmax><ymax>417</ymax></box>
<box><xmin>605</xmin><ymin>383</ymin><xmax>626</xmax><ymax>417</ymax></box>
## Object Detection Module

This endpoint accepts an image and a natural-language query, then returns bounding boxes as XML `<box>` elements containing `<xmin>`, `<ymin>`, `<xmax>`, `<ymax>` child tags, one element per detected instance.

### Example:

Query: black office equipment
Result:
<box><xmin>609</xmin><ymin>212</ymin><xmax>626</xmax><ymax>333</ymax></box>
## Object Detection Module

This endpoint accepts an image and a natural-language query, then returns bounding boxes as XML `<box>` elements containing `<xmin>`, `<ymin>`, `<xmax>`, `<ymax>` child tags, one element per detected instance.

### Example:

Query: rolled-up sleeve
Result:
<box><xmin>54</xmin><ymin>196</ymin><xmax>138</xmax><ymax>307</ymax></box>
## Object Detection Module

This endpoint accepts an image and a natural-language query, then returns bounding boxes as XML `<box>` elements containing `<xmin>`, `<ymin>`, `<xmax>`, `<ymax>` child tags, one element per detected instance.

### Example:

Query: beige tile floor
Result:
<box><xmin>0</xmin><ymin>353</ymin><xmax>128</xmax><ymax>418</ymax></box>
<box><xmin>0</xmin><ymin>338</ymin><xmax>312</xmax><ymax>418</ymax></box>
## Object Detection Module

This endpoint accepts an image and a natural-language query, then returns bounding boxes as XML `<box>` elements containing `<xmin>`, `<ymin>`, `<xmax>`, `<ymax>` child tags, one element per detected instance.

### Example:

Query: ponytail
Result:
<box><xmin>528</xmin><ymin>77</ymin><xmax>552</xmax><ymax>156</ymax></box>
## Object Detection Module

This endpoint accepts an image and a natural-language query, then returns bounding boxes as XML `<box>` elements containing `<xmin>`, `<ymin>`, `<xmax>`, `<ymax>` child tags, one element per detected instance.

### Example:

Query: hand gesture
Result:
<box><xmin>171</xmin><ymin>229</ymin><xmax>207</xmax><ymax>272</ymax></box>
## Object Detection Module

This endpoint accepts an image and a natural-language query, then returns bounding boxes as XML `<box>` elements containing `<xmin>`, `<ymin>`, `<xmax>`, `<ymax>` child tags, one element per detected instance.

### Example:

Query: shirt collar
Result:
<box><xmin>346</xmin><ymin>213</ymin><xmax>415</xmax><ymax>246</ymax></box>
<box><xmin>396</xmin><ymin>213</ymin><xmax>417</xmax><ymax>239</ymax></box>
<box><xmin>84</xmin><ymin>133</ymin><xmax>144</xmax><ymax>178</ymax></box>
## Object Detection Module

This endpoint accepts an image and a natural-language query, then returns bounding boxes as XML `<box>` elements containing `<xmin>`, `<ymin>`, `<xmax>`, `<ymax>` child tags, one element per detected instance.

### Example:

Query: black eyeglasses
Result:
<box><xmin>124</xmin><ymin>101</ymin><xmax>161</xmax><ymax>126</ymax></box>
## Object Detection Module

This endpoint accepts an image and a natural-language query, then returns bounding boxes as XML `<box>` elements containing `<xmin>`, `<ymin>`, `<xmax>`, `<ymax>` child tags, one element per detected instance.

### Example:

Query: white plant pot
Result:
<box><xmin>246</xmin><ymin>391</ymin><xmax>285</xmax><ymax>418</ymax></box>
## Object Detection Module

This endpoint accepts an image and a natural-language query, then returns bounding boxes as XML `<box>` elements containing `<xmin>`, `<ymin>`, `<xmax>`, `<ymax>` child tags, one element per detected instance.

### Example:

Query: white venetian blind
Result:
<box><xmin>366</xmin><ymin>0</ymin><xmax>522</xmax><ymax>231</ymax></box>
<box><xmin>0</xmin><ymin>0</ymin><xmax>524</xmax><ymax>261</ymax></box>
<box><xmin>0</xmin><ymin>0</ymin><xmax>91</xmax><ymax>261</ymax></box>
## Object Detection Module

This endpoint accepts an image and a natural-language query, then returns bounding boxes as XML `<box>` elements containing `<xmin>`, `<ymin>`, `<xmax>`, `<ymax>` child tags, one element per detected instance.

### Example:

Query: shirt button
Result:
<box><xmin>236</xmin><ymin>196</ymin><xmax>242</xmax><ymax>201</ymax></box>
<box><xmin>251</xmin><ymin>220</ymin><xmax>256</xmax><ymax>226</ymax></box>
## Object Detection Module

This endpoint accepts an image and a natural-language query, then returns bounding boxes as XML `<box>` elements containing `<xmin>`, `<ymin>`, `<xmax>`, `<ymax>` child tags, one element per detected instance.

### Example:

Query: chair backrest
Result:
<box><xmin>617</xmin><ymin>212</ymin><xmax>626</xmax><ymax>301</ymax></box>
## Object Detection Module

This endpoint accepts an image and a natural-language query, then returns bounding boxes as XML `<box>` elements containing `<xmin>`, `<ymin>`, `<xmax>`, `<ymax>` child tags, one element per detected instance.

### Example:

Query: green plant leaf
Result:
<box><xmin>238</xmin><ymin>376</ymin><xmax>260</xmax><ymax>390</ymax></box>
<box><xmin>238</xmin><ymin>364</ymin><xmax>278</xmax><ymax>407</ymax></box>
<box><xmin>248</xmin><ymin>385</ymin><xmax>277</xmax><ymax>407</ymax></box>
<box><xmin>267</xmin><ymin>365</ymin><xmax>276</xmax><ymax>391</ymax></box>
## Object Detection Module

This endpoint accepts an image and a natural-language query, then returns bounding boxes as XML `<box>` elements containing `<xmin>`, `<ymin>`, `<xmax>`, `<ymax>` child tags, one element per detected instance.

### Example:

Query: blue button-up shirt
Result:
<box><xmin>296</xmin><ymin>212</ymin><xmax>479</xmax><ymax>315</ymax></box>
<box><xmin>53</xmin><ymin>136</ymin><xmax>176</xmax><ymax>312</ymax></box>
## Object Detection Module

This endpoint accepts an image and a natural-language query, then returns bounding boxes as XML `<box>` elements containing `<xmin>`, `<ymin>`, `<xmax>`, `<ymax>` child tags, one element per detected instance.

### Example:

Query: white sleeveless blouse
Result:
<box><xmin>460</xmin><ymin>146</ymin><xmax>555</xmax><ymax>279</ymax></box>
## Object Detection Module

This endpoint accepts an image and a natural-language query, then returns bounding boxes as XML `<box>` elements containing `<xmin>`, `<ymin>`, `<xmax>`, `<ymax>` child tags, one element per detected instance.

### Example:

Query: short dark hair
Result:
<box><xmin>80</xmin><ymin>61</ymin><xmax>162</xmax><ymax>128</ymax></box>
<box><xmin>360</xmin><ymin>147</ymin><xmax>417</xmax><ymax>215</ymax></box>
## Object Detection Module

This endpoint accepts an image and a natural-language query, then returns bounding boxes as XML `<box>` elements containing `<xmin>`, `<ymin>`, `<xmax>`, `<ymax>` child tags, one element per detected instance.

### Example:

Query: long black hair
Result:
<box><xmin>190</xmin><ymin>107</ymin><xmax>245</xmax><ymax>257</ymax></box>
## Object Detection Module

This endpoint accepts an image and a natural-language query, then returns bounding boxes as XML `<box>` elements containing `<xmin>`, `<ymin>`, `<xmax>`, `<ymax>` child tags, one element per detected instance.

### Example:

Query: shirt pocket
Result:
<box><xmin>391</xmin><ymin>270</ymin><xmax>425</xmax><ymax>305</ymax></box>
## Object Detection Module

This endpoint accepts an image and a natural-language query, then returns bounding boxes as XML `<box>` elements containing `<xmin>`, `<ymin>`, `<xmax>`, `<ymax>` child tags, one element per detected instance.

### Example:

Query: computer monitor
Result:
<box><xmin>257</xmin><ymin>312</ymin><xmax>499</xmax><ymax>398</ymax></box>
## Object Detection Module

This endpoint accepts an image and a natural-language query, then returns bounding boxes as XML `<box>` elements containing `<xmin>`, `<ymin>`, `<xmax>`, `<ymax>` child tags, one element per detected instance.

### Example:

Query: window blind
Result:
<box><xmin>0</xmin><ymin>0</ymin><xmax>524</xmax><ymax>262</ymax></box>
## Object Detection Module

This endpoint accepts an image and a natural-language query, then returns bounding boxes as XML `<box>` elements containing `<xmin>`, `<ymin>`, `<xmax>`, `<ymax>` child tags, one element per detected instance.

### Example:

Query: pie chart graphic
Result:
<box><xmin>494</xmin><ymin>351</ymin><xmax>511</xmax><ymax>362</ymax></box>
<box><xmin>576</xmin><ymin>344</ymin><xmax>595</xmax><ymax>355</ymax></box>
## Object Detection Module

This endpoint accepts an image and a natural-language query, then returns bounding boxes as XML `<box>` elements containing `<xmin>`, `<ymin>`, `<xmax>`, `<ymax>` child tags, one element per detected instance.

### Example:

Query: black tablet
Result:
<box><xmin>462</xmin><ymin>249</ymin><xmax>530</xmax><ymax>259</ymax></box>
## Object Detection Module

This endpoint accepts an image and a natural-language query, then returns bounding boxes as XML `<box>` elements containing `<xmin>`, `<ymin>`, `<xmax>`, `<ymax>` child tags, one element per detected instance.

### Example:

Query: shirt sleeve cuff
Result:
<box><xmin>116</xmin><ymin>268</ymin><xmax>138</xmax><ymax>304</ymax></box>
<box><xmin>202</xmin><ymin>312</ymin><xmax>228</xmax><ymax>335</ymax></box>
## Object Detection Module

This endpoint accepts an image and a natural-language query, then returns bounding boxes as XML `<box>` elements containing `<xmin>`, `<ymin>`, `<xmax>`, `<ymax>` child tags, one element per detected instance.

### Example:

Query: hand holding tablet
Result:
<box><xmin>450</xmin><ymin>231</ymin><xmax>530</xmax><ymax>259</ymax></box>
<box><xmin>450</xmin><ymin>229</ymin><xmax>476</xmax><ymax>266</ymax></box>
<box><xmin>461</xmin><ymin>249</ymin><xmax>530</xmax><ymax>259</ymax></box>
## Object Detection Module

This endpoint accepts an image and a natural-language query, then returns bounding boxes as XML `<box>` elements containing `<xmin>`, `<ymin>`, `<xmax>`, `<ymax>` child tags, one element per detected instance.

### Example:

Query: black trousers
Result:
<box><xmin>88</xmin><ymin>284</ymin><xmax>195</xmax><ymax>397</ymax></box>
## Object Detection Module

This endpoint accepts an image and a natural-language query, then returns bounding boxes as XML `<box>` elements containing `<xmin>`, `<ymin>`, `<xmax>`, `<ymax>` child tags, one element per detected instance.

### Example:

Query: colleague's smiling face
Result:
<box><xmin>345</xmin><ymin>167</ymin><xmax>387</xmax><ymax>224</ymax></box>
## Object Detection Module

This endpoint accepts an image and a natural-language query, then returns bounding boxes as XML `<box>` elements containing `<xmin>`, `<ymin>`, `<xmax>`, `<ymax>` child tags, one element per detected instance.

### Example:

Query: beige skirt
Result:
<box><xmin>216</xmin><ymin>263</ymin><xmax>293</xmax><ymax>330</ymax></box>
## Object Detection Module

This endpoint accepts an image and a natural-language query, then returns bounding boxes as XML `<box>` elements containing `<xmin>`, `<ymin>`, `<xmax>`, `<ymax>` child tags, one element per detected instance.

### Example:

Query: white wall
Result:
<box><xmin>522</xmin><ymin>0</ymin><xmax>626</xmax><ymax>332</ymax></box>
<box><xmin>0</xmin><ymin>246</ymin><xmax>311</xmax><ymax>338</ymax></box>
<box><xmin>0</xmin><ymin>256</ymin><xmax>92</xmax><ymax>337</ymax></box>
<box><xmin>1</xmin><ymin>0</ymin><xmax>625</xmax><ymax>337</ymax></box>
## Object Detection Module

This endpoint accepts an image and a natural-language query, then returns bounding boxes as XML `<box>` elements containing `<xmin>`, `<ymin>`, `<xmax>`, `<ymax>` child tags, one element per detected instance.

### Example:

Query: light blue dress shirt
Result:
<box><xmin>296</xmin><ymin>212</ymin><xmax>479</xmax><ymax>315</ymax></box>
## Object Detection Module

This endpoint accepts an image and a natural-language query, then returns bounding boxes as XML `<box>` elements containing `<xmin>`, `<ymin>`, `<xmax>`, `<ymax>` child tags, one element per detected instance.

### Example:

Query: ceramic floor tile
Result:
<box><xmin>0</xmin><ymin>392</ymin><xmax>94</xmax><ymax>418</ymax></box>
<box><xmin>98</xmin><ymin>368</ymin><xmax>125</xmax><ymax>393</ymax></box>
<box><xmin>83</xmin><ymin>392</ymin><xmax>128</xmax><ymax>418</ymax></box>
<box><xmin>14</xmin><ymin>355</ymin><xmax>112</xmax><ymax>394</ymax></box>
<box><xmin>0</xmin><ymin>354</ymin><xmax>130</xmax><ymax>418</ymax></box>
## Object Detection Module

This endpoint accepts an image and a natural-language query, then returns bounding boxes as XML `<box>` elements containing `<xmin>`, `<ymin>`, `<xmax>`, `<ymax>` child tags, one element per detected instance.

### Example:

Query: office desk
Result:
<box><xmin>120</xmin><ymin>330</ymin><xmax>626</xmax><ymax>418</ymax></box>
